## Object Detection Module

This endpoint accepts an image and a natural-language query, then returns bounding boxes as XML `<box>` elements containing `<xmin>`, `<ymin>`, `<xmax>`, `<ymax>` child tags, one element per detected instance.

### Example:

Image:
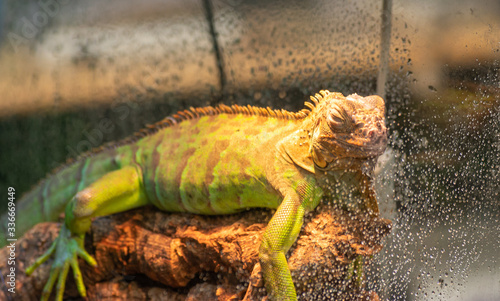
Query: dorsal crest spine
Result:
<box><xmin>59</xmin><ymin>91</ymin><xmax>336</xmax><ymax>170</ymax></box>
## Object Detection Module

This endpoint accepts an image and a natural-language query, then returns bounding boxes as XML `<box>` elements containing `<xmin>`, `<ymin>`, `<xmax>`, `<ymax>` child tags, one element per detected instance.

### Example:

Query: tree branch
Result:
<box><xmin>1</xmin><ymin>204</ymin><xmax>391</xmax><ymax>300</ymax></box>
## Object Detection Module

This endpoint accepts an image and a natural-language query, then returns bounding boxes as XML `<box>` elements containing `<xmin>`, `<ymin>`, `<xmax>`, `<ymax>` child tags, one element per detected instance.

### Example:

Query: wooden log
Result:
<box><xmin>0</xmin><ymin>203</ymin><xmax>391</xmax><ymax>300</ymax></box>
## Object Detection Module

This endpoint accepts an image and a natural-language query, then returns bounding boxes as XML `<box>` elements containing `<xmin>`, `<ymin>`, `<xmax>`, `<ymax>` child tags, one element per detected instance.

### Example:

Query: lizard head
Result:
<box><xmin>307</xmin><ymin>91</ymin><xmax>387</xmax><ymax>169</ymax></box>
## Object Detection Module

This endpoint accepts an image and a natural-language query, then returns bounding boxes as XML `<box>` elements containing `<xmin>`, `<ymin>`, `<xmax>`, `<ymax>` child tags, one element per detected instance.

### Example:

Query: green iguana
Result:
<box><xmin>0</xmin><ymin>90</ymin><xmax>388</xmax><ymax>300</ymax></box>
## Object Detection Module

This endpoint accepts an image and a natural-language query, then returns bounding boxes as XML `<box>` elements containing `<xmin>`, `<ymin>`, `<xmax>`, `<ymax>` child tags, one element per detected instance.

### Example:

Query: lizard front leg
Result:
<box><xmin>26</xmin><ymin>165</ymin><xmax>150</xmax><ymax>301</ymax></box>
<box><xmin>259</xmin><ymin>193</ymin><xmax>305</xmax><ymax>300</ymax></box>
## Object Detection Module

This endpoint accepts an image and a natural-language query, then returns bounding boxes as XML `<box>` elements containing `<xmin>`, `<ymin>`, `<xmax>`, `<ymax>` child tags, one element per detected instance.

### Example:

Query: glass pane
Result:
<box><xmin>0</xmin><ymin>0</ymin><xmax>498</xmax><ymax>300</ymax></box>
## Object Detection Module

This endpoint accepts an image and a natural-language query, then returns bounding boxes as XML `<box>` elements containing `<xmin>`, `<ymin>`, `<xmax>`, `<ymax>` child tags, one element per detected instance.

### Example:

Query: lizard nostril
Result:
<box><xmin>367</xmin><ymin>129</ymin><xmax>377</xmax><ymax>138</ymax></box>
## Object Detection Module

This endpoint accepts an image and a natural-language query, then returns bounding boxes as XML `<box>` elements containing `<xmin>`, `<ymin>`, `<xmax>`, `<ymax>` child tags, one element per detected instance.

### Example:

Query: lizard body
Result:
<box><xmin>0</xmin><ymin>90</ymin><xmax>388</xmax><ymax>300</ymax></box>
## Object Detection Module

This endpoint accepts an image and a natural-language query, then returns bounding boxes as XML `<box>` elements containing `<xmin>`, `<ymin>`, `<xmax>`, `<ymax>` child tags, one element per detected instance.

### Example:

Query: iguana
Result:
<box><xmin>0</xmin><ymin>90</ymin><xmax>388</xmax><ymax>301</ymax></box>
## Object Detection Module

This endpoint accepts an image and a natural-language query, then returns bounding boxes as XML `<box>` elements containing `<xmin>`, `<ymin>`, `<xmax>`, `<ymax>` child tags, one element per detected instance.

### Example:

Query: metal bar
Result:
<box><xmin>202</xmin><ymin>0</ymin><xmax>226</xmax><ymax>105</ymax></box>
<box><xmin>377</xmin><ymin>0</ymin><xmax>392</xmax><ymax>99</ymax></box>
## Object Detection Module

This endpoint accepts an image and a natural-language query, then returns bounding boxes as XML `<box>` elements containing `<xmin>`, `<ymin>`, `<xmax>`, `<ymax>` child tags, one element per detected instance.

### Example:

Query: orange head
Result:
<box><xmin>307</xmin><ymin>91</ymin><xmax>388</xmax><ymax>168</ymax></box>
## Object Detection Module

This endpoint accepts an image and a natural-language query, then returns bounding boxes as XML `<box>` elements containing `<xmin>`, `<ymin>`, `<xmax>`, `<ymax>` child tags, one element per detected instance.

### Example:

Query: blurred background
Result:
<box><xmin>0</xmin><ymin>0</ymin><xmax>498</xmax><ymax>300</ymax></box>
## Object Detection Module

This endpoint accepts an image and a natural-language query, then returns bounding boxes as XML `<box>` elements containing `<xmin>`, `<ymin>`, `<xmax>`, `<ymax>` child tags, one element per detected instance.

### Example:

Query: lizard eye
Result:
<box><xmin>327</xmin><ymin>112</ymin><xmax>344</xmax><ymax>129</ymax></box>
<box><xmin>327</xmin><ymin>105</ymin><xmax>353</xmax><ymax>131</ymax></box>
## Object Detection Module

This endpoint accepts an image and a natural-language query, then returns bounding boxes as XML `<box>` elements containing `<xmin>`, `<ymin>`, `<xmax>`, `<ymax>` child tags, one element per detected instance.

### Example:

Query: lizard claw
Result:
<box><xmin>26</xmin><ymin>223</ymin><xmax>97</xmax><ymax>301</ymax></box>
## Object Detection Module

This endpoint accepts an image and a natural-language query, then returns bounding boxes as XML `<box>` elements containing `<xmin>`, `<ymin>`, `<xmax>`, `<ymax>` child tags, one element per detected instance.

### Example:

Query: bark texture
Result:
<box><xmin>0</xmin><ymin>203</ymin><xmax>391</xmax><ymax>300</ymax></box>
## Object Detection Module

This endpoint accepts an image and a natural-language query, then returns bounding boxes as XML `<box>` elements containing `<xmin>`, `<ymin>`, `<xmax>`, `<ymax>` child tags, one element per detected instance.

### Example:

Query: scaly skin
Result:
<box><xmin>0</xmin><ymin>90</ymin><xmax>387</xmax><ymax>300</ymax></box>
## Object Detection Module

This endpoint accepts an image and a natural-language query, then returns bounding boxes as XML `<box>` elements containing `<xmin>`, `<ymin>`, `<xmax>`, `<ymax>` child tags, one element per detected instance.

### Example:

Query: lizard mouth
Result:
<box><xmin>311</xmin><ymin>118</ymin><xmax>387</xmax><ymax>168</ymax></box>
<box><xmin>310</xmin><ymin>130</ymin><xmax>387</xmax><ymax>171</ymax></box>
<box><xmin>334</xmin><ymin>125</ymin><xmax>388</xmax><ymax>156</ymax></box>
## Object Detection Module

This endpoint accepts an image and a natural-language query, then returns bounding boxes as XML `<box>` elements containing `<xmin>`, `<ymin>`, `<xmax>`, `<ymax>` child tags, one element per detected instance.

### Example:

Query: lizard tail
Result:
<box><xmin>0</xmin><ymin>149</ymin><xmax>123</xmax><ymax>247</ymax></box>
